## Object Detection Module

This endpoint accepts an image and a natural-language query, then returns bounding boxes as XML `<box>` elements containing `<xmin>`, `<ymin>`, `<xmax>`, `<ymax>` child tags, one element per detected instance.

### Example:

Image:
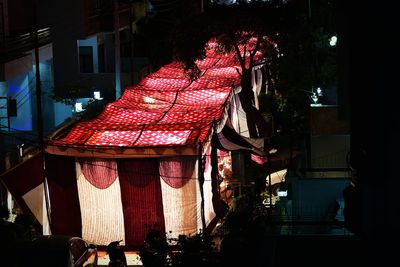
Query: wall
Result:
<box><xmin>38</xmin><ymin>0</ymin><xmax>84</xmax><ymax>95</ymax></box>
<box><xmin>7</xmin><ymin>73</ymin><xmax>32</xmax><ymax>131</ymax></box>
<box><xmin>295</xmin><ymin>178</ymin><xmax>350</xmax><ymax>218</ymax></box>
<box><xmin>78</xmin><ymin>36</ymin><xmax>99</xmax><ymax>73</ymax></box>
<box><xmin>310</xmin><ymin>106</ymin><xmax>350</xmax><ymax>135</ymax></box>
<box><xmin>54</xmin><ymin>102</ymin><xmax>72</xmax><ymax>127</ymax></box>
<box><xmin>39</xmin><ymin>60</ymin><xmax>55</xmax><ymax>133</ymax></box>
<box><xmin>3</xmin><ymin>54</ymin><xmax>33</xmax><ymax>81</ymax></box>
<box><xmin>310</xmin><ymin>134</ymin><xmax>350</xmax><ymax>168</ymax></box>
<box><xmin>6</xmin><ymin>0</ymin><xmax>34</xmax><ymax>35</ymax></box>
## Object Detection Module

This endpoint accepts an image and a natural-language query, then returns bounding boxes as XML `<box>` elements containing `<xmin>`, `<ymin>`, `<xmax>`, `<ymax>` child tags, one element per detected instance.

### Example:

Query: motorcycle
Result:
<box><xmin>106</xmin><ymin>240</ymin><xmax>127</xmax><ymax>267</ymax></box>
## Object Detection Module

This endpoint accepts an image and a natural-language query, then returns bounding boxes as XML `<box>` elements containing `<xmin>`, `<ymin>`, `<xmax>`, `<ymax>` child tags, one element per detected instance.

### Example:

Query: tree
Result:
<box><xmin>174</xmin><ymin>1</ymin><xmax>292</xmax><ymax>137</ymax></box>
<box><xmin>172</xmin><ymin>1</ymin><xmax>339</xmax><ymax>157</ymax></box>
<box><xmin>173</xmin><ymin>2</ymin><xmax>307</xmax><ymax>137</ymax></box>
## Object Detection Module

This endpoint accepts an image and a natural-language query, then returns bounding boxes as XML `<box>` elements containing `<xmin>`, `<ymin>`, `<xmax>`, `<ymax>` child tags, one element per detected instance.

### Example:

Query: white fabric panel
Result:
<box><xmin>203</xmin><ymin>144</ymin><xmax>216</xmax><ymax>227</ymax></box>
<box><xmin>22</xmin><ymin>183</ymin><xmax>44</xmax><ymax>225</ymax></box>
<box><xmin>251</xmin><ymin>69</ymin><xmax>259</xmax><ymax>109</ymax></box>
<box><xmin>241</xmin><ymin>135</ymin><xmax>265</xmax><ymax>152</ymax></box>
<box><xmin>215</xmin><ymin>92</ymin><xmax>234</xmax><ymax>134</ymax></box>
<box><xmin>195</xmin><ymin>160</ymin><xmax>203</xmax><ymax>233</ymax></box>
<box><xmin>230</xmin><ymin>93</ymin><xmax>250</xmax><ymax>138</ymax></box>
<box><xmin>229</xmin><ymin>93</ymin><xmax>239</xmax><ymax>133</ymax></box>
<box><xmin>217</xmin><ymin>129</ymin><xmax>265</xmax><ymax>156</ymax></box>
<box><xmin>266</xmin><ymin>169</ymin><xmax>287</xmax><ymax>186</ymax></box>
<box><xmin>203</xmin><ymin>179</ymin><xmax>215</xmax><ymax>227</ymax></box>
<box><xmin>160</xmin><ymin>160</ymin><xmax>200</xmax><ymax>238</ymax></box>
<box><xmin>76</xmin><ymin>162</ymin><xmax>125</xmax><ymax>246</ymax></box>
<box><xmin>255</xmin><ymin>69</ymin><xmax>263</xmax><ymax>96</ymax></box>
<box><xmin>218</xmin><ymin>133</ymin><xmax>249</xmax><ymax>151</ymax></box>
<box><xmin>42</xmin><ymin>192</ymin><xmax>51</xmax><ymax>235</ymax></box>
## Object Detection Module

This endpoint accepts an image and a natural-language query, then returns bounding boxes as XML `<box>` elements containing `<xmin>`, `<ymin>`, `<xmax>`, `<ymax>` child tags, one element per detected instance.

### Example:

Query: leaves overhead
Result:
<box><xmin>173</xmin><ymin>3</ymin><xmax>291</xmax><ymax>79</ymax></box>
<box><xmin>171</xmin><ymin>0</ymin><xmax>338</xmax><ymax>135</ymax></box>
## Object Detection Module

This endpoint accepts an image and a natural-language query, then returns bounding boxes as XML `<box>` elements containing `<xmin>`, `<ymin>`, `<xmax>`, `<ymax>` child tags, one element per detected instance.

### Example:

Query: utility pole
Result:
<box><xmin>114</xmin><ymin>0</ymin><xmax>122</xmax><ymax>99</ymax></box>
<box><xmin>33</xmin><ymin>0</ymin><xmax>52</xmax><ymax>234</ymax></box>
<box><xmin>267</xmin><ymin>146</ymin><xmax>273</xmax><ymax>212</ymax></box>
<box><xmin>33</xmin><ymin>2</ymin><xmax>43</xmax><ymax>148</ymax></box>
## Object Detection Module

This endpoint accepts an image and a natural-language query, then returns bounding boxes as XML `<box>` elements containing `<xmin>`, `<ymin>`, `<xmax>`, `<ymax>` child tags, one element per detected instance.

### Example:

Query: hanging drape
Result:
<box><xmin>1</xmin><ymin>152</ymin><xmax>45</xmax><ymax>229</ymax></box>
<box><xmin>159</xmin><ymin>157</ymin><xmax>196</xmax><ymax>189</ymax></box>
<box><xmin>42</xmin><ymin>154</ymin><xmax>220</xmax><ymax>246</ymax></box>
<box><xmin>45</xmin><ymin>153</ymin><xmax>81</xmax><ymax>236</ymax></box>
<box><xmin>202</xmin><ymin>144</ymin><xmax>217</xmax><ymax>227</ymax></box>
<box><xmin>76</xmin><ymin>159</ymin><xmax>125</xmax><ymax>246</ymax></box>
<box><xmin>80</xmin><ymin>159</ymin><xmax>118</xmax><ymax>189</ymax></box>
<box><xmin>118</xmin><ymin>159</ymin><xmax>165</xmax><ymax>247</ymax></box>
<box><xmin>159</xmin><ymin>157</ymin><xmax>201</xmax><ymax>237</ymax></box>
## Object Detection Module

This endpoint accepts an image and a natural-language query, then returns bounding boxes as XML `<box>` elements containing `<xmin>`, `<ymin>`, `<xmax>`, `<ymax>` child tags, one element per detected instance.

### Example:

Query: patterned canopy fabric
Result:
<box><xmin>49</xmin><ymin>42</ymin><xmax>263</xmax><ymax>151</ymax></box>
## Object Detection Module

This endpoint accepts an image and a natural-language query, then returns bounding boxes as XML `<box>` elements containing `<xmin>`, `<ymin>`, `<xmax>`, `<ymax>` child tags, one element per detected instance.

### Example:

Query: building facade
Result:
<box><xmin>0</xmin><ymin>0</ymin><xmax>150</xmax><ymax>204</ymax></box>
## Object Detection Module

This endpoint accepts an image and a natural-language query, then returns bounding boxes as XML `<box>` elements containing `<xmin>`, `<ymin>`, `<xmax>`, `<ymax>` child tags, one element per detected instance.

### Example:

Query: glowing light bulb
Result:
<box><xmin>329</xmin><ymin>35</ymin><xmax>337</xmax><ymax>46</ymax></box>
<box><xmin>75</xmin><ymin>102</ymin><xmax>83</xmax><ymax>112</ymax></box>
<box><xmin>311</xmin><ymin>93</ymin><xmax>318</xmax><ymax>104</ymax></box>
<box><xmin>316</xmin><ymin>87</ymin><xmax>322</xmax><ymax>96</ymax></box>
<box><xmin>93</xmin><ymin>91</ymin><xmax>102</xmax><ymax>100</ymax></box>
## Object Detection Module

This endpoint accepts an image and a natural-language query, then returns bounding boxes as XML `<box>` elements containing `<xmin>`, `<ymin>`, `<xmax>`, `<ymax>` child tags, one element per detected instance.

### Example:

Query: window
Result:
<box><xmin>79</xmin><ymin>46</ymin><xmax>94</xmax><ymax>73</ymax></box>
<box><xmin>98</xmin><ymin>44</ymin><xmax>105</xmax><ymax>73</ymax></box>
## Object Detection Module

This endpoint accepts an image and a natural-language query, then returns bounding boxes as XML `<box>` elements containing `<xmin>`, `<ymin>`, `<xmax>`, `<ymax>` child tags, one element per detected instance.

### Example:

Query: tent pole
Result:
<box><xmin>114</xmin><ymin>0</ymin><xmax>121</xmax><ymax>99</ymax></box>
<box><xmin>33</xmin><ymin>0</ymin><xmax>52</xmax><ymax>233</ymax></box>
<box><xmin>198</xmin><ymin>142</ymin><xmax>206</xmax><ymax>234</ymax></box>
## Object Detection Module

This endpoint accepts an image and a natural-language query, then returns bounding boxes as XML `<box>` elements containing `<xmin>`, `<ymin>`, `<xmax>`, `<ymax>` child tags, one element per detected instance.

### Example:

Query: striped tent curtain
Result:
<box><xmin>45</xmin><ymin>154</ymin><xmax>81</xmax><ymax>236</ymax></box>
<box><xmin>76</xmin><ymin>159</ymin><xmax>125</xmax><ymax>246</ymax></box>
<box><xmin>118</xmin><ymin>159</ymin><xmax>165</xmax><ymax>247</ymax></box>
<box><xmin>43</xmin><ymin>154</ymin><xmax>218</xmax><ymax>247</ymax></box>
<box><xmin>159</xmin><ymin>157</ymin><xmax>202</xmax><ymax>237</ymax></box>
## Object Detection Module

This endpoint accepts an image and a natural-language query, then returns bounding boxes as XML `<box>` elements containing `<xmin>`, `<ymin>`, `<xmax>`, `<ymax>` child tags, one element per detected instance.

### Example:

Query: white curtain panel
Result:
<box><xmin>160</xmin><ymin>159</ymin><xmax>201</xmax><ymax>238</ymax></box>
<box><xmin>230</xmin><ymin>92</ymin><xmax>251</xmax><ymax>138</ymax></box>
<box><xmin>76</xmin><ymin>161</ymin><xmax>125</xmax><ymax>246</ymax></box>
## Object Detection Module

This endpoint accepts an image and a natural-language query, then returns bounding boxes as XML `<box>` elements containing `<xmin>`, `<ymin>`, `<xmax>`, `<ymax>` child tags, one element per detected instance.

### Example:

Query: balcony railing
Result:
<box><xmin>0</xmin><ymin>28</ymin><xmax>51</xmax><ymax>63</ymax></box>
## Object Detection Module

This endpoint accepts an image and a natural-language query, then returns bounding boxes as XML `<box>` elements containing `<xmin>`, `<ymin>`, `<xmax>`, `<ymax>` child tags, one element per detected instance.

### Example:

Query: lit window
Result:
<box><xmin>75</xmin><ymin>102</ymin><xmax>84</xmax><ymax>112</ymax></box>
<box><xmin>93</xmin><ymin>91</ymin><xmax>102</xmax><ymax>100</ymax></box>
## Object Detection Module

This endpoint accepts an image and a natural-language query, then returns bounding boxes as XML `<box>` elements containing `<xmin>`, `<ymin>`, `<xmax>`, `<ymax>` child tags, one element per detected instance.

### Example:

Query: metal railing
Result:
<box><xmin>0</xmin><ymin>28</ymin><xmax>51</xmax><ymax>63</ymax></box>
<box><xmin>271</xmin><ymin>200</ymin><xmax>354</xmax><ymax>236</ymax></box>
<box><xmin>298</xmin><ymin>167</ymin><xmax>351</xmax><ymax>179</ymax></box>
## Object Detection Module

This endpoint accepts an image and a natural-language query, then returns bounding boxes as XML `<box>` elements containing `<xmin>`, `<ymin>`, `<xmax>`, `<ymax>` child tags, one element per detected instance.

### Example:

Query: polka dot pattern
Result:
<box><xmin>51</xmin><ymin>41</ymin><xmax>260</xmax><ymax>148</ymax></box>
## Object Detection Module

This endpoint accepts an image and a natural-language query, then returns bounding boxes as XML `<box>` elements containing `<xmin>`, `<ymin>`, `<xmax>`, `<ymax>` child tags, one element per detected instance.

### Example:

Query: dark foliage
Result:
<box><xmin>139</xmin><ymin>228</ymin><xmax>220</xmax><ymax>267</ymax></box>
<box><xmin>173</xmin><ymin>1</ymin><xmax>337</xmax><ymax>139</ymax></box>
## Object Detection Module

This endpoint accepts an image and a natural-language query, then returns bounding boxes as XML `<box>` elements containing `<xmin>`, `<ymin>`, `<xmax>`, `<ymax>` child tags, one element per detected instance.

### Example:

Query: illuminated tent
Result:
<box><xmin>42</xmin><ymin>40</ymin><xmax>268</xmax><ymax>248</ymax></box>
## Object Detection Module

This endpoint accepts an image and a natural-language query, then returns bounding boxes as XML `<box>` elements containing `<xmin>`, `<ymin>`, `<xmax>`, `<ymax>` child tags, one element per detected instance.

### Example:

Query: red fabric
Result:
<box><xmin>251</xmin><ymin>154</ymin><xmax>268</xmax><ymax>165</ymax></box>
<box><xmin>50</xmin><ymin>41</ymin><xmax>255</xmax><ymax>149</ymax></box>
<box><xmin>80</xmin><ymin>159</ymin><xmax>117</xmax><ymax>189</ymax></box>
<box><xmin>117</xmin><ymin>159</ymin><xmax>165</xmax><ymax>247</ymax></box>
<box><xmin>0</xmin><ymin>152</ymin><xmax>43</xmax><ymax>216</ymax></box>
<box><xmin>45</xmin><ymin>153</ymin><xmax>82</xmax><ymax>236</ymax></box>
<box><xmin>159</xmin><ymin>157</ymin><xmax>196</xmax><ymax>188</ymax></box>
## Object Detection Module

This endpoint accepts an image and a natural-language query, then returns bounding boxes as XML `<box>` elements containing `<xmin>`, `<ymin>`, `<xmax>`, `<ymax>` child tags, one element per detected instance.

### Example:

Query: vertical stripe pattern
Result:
<box><xmin>76</xmin><ymin>161</ymin><xmax>125</xmax><ymax>246</ymax></box>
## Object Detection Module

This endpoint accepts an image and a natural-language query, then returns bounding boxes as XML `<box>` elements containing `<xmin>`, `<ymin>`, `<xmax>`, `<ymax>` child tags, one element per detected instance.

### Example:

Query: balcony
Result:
<box><xmin>0</xmin><ymin>28</ymin><xmax>51</xmax><ymax>64</ymax></box>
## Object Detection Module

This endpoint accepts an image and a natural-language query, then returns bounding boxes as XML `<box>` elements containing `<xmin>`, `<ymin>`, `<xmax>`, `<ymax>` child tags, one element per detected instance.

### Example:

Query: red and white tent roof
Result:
<box><xmin>46</xmin><ymin>41</ymin><xmax>263</xmax><ymax>157</ymax></box>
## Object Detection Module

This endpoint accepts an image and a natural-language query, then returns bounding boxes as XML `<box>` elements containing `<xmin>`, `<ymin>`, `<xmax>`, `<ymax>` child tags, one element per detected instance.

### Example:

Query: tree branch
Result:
<box><xmin>233</xmin><ymin>42</ymin><xmax>246</xmax><ymax>71</ymax></box>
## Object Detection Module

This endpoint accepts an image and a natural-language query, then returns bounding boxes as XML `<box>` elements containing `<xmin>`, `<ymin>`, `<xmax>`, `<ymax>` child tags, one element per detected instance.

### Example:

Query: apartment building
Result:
<box><xmin>0</xmin><ymin>0</ymin><xmax>149</xmax><ymax>196</ymax></box>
